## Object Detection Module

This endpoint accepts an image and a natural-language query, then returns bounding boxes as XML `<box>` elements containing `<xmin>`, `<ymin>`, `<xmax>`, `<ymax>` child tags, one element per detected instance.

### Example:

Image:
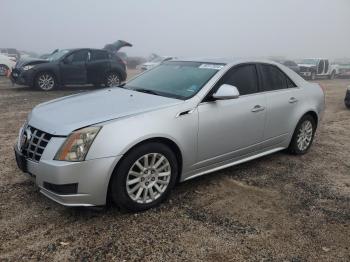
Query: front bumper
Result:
<box><xmin>300</xmin><ymin>71</ymin><xmax>311</xmax><ymax>77</ymax></box>
<box><xmin>11</xmin><ymin>68</ymin><xmax>35</xmax><ymax>86</ymax></box>
<box><xmin>14</xmin><ymin>145</ymin><xmax>121</xmax><ymax>206</ymax></box>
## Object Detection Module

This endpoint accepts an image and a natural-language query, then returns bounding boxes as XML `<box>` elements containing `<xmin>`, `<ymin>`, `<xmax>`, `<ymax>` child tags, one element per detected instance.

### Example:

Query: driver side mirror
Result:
<box><xmin>212</xmin><ymin>84</ymin><xmax>240</xmax><ymax>100</ymax></box>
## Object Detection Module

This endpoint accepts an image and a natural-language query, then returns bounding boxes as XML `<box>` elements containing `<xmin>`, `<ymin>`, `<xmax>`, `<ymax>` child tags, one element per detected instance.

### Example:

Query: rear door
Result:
<box><xmin>86</xmin><ymin>50</ymin><xmax>110</xmax><ymax>84</ymax></box>
<box><xmin>196</xmin><ymin>64</ymin><xmax>266</xmax><ymax>168</ymax></box>
<box><xmin>60</xmin><ymin>50</ymin><xmax>89</xmax><ymax>84</ymax></box>
<box><xmin>257</xmin><ymin>63</ymin><xmax>301</xmax><ymax>148</ymax></box>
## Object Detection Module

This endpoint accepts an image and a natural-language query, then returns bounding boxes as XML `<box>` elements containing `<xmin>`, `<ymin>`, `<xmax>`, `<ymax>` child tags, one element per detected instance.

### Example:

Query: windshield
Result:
<box><xmin>124</xmin><ymin>61</ymin><xmax>224</xmax><ymax>100</ymax></box>
<box><xmin>300</xmin><ymin>59</ymin><xmax>318</xmax><ymax>65</ymax></box>
<box><xmin>47</xmin><ymin>49</ymin><xmax>69</xmax><ymax>61</ymax></box>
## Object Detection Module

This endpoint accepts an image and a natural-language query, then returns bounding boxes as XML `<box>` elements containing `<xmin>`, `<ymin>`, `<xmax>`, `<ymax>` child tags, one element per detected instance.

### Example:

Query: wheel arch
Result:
<box><xmin>105</xmin><ymin>68</ymin><xmax>125</xmax><ymax>81</ymax></box>
<box><xmin>33</xmin><ymin>69</ymin><xmax>59</xmax><ymax>87</ymax></box>
<box><xmin>304</xmin><ymin>110</ymin><xmax>319</xmax><ymax>128</ymax></box>
<box><xmin>288</xmin><ymin>110</ymin><xmax>319</xmax><ymax>145</ymax></box>
<box><xmin>106</xmin><ymin>136</ymin><xmax>183</xmax><ymax>202</ymax></box>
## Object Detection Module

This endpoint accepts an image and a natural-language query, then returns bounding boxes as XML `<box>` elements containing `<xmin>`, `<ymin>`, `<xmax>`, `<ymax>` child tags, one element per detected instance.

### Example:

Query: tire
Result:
<box><xmin>35</xmin><ymin>72</ymin><xmax>57</xmax><ymax>91</ymax></box>
<box><xmin>345</xmin><ymin>101</ymin><xmax>350</xmax><ymax>109</ymax></box>
<box><xmin>329</xmin><ymin>70</ymin><xmax>336</xmax><ymax>80</ymax></box>
<box><xmin>105</xmin><ymin>72</ymin><xmax>121</xmax><ymax>87</ymax></box>
<box><xmin>288</xmin><ymin>115</ymin><xmax>316</xmax><ymax>155</ymax></box>
<box><xmin>0</xmin><ymin>64</ymin><xmax>9</xmax><ymax>76</ymax></box>
<box><xmin>110</xmin><ymin>142</ymin><xmax>178</xmax><ymax>212</ymax></box>
<box><xmin>310</xmin><ymin>71</ymin><xmax>316</xmax><ymax>81</ymax></box>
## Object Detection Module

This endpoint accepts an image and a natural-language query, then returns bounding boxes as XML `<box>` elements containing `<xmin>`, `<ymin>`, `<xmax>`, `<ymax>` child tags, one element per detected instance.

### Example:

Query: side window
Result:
<box><xmin>260</xmin><ymin>64</ymin><xmax>296</xmax><ymax>91</ymax></box>
<box><xmin>222</xmin><ymin>64</ymin><xmax>259</xmax><ymax>95</ymax></box>
<box><xmin>91</xmin><ymin>50</ymin><xmax>109</xmax><ymax>61</ymax></box>
<box><xmin>66</xmin><ymin>50</ymin><xmax>89</xmax><ymax>64</ymax></box>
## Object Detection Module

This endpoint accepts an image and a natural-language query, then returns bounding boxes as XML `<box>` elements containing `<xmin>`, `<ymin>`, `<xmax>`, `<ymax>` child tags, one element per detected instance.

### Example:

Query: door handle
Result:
<box><xmin>251</xmin><ymin>105</ymin><xmax>265</xmax><ymax>112</ymax></box>
<box><xmin>289</xmin><ymin>97</ymin><xmax>298</xmax><ymax>103</ymax></box>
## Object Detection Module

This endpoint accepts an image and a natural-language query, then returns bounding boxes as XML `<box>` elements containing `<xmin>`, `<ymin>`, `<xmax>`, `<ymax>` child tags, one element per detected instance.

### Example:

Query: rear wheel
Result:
<box><xmin>0</xmin><ymin>64</ymin><xmax>9</xmax><ymax>76</ymax></box>
<box><xmin>288</xmin><ymin>115</ymin><xmax>316</xmax><ymax>155</ymax></box>
<box><xmin>310</xmin><ymin>71</ymin><xmax>316</xmax><ymax>80</ymax></box>
<box><xmin>35</xmin><ymin>72</ymin><xmax>56</xmax><ymax>91</ymax></box>
<box><xmin>110</xmin><ymin>142</ymin><xmax>178</xmax><ymax>212</ymax></box>
<box><xmin>329</xmin><ymin>70</ymin><xmax>336</xmax><ymax>80</ymax></box>
<box><xmin>105</xmin><ymin>72</ymin><xmax>121</xmax><ymax>87</ymax></box>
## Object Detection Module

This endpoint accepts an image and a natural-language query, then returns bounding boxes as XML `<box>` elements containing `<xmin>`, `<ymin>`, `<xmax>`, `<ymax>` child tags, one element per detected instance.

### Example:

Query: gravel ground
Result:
<box><xmin>0</xmin><ymin>73</ymin><xmax>349</xmax><ymax>261</ymax></box>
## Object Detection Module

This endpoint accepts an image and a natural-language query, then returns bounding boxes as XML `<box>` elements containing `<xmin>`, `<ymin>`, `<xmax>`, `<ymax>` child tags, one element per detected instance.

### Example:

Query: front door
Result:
<box><xmin>60</xmin><ymin>50</ymin><xmax>89</xmax><ymax>84</ymax></box>
<box><xmin>196</xmin><ymin>64</ymin><xmax>266</xmax><ymax>168</ymax></box>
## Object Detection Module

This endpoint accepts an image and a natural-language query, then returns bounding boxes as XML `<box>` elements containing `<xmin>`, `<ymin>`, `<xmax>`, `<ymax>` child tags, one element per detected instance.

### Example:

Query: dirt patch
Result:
<box><xmin>0</xmin><ymin>75</ymin><xmax>349</xmax><ymax>261</ymax></box>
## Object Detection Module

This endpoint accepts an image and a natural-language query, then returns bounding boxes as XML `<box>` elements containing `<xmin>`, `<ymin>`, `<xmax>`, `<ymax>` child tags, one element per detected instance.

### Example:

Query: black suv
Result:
<box><xmin>11</xmin><ymin>48</ymin><xmax>127</xmax><ymax>91</ymax></box>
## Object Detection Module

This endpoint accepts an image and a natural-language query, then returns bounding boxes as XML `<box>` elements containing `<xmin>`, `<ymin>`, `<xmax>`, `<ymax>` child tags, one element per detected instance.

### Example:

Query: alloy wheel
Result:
<box><xmin>106</xmin><ymin>73</ymin><xmax>120</xmax><ymax>87</ymax></box>
<box><xmin>37</xmin><ymin>73</ymin><xmax>55</xmax><ymax>90</ymax></box>
<box><xmin>297</xmin><ymin>120</ymin><xmax>313</xmax><ymax>151</ymax></box>
<box><xmin>126</xmin><ymin>153</ymin><xmax>171</xmax><ymax>204</ymax></box>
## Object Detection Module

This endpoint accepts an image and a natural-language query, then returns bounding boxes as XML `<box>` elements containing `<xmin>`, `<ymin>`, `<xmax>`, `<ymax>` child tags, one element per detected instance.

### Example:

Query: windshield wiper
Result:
<box><xmin>133</xmin><ymin>88</ymin><xmax>162</xmax><ymax>96</ymax></box>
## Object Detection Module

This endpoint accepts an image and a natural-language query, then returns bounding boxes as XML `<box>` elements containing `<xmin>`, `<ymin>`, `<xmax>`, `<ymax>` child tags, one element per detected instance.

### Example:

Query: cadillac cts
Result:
<box><xmin>14</xmin><ymin>59</ymin><xmax>325</xmax><ymax>211</ymax></box>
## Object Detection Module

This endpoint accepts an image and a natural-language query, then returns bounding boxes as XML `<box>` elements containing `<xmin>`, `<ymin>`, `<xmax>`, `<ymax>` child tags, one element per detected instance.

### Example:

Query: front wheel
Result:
<box><xmin>288</xmin><ymin>115</ymin><xmax>316</xmax><ymax>155</ymax></box>
<box><xmin>110</xmin><ymin>142</ymin><xmax>178</xmax><ymax>212</ymax></box>
<box><xmin>105</xmin><ymin>72</ymin><xmax>121</xmax><ymax>87</ymax></box>
<box><xmin>35</xmin><ymin>72</ymin><xmax>56</xmax><ymax>91</ymax></box>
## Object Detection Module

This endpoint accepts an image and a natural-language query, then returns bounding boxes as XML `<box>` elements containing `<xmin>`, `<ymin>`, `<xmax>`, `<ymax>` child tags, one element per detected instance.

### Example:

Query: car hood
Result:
<box><xmin>28</xmin><ymin>88</ymin><xmax>182</xmax><ymax>136</ymax></box>
<box><xmin>16</xmin><ymin>58</ymin><xmax>48</xmax><ymax>68</ymax></box>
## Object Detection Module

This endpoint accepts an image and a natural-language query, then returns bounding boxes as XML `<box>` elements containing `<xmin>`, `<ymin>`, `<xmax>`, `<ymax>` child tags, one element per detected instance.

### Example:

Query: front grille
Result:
<box><xmin>22</xmin><ymin>126</ymin><xmax>52</xmax><ymax>161</ymax></box>
<box><xmin>299</xmin><ymin>66</ymin><xmax>309</xmax><ymax>72</ymax></box>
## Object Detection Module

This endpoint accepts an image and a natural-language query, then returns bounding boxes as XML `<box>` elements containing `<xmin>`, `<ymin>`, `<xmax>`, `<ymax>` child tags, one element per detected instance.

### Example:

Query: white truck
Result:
<box><xmin>298</xmin><ymin>58</ymin><xmax>339</xmax><ymax>80</ymax></box>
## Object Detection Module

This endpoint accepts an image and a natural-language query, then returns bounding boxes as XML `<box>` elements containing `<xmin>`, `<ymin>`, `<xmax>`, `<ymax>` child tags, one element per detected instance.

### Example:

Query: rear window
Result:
<box><xmin>260</xmin><ymin>64</ymin><xmax>296</xmax><ymax>91</ymax></box>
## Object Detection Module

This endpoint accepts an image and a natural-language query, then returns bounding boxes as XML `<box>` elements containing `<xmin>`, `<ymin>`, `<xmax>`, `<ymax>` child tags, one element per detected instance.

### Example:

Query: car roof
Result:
<box><xmin>170</xmin><ymin>57</ymin><xmax>308</xmax><ymax>87</ymax></box>
<box><xmin>171</xmin><ymin>57</ymin><xmax>284</xmax><ymax>66</ymax></box>
<box><xmin>64</xmin><ymin>48</ymin><xmax>109</xmax><ymax>52</ymax></box>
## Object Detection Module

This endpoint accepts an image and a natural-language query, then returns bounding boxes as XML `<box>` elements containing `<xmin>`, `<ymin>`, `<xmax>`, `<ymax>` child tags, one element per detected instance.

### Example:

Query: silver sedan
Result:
<box><xmin>14</xmin><ymin>58</ymin><xmax>325</xmax><ymax>211</ymax></box>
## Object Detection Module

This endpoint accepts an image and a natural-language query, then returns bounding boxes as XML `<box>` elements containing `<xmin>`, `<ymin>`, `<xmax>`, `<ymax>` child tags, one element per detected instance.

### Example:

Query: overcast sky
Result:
<box><xmin>1</xmin><ymin>0</ymin><xmax>349</xmax><ymax>59</ymax></box>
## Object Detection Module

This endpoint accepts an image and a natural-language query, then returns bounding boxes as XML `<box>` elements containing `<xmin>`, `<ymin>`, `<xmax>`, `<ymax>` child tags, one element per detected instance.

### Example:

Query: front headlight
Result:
<box><xmin>54</xmin><ymin>126</ymin><xmax>101</xmax><ymax>161</ymax></box>
<box><xmin>23</xmin><ymin>65</ymin><xmax>35</xmax><ymax>71</ymax></box>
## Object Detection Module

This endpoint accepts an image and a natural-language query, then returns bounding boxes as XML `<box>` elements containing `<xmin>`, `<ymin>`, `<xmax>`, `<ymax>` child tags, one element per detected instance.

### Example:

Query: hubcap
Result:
<box><xmin>297</xmin><ymin>120</ymin><xmax>313</xmax><ymax>151</ymax></box>
<box><xmin>126</xmin><ymin>153</ymin><xmax>171</xmax><ymax>204</ymax></box>
<box><xmin>38</xmin><ymin>74</ymin><xmax>55</xmax><ymax>90</ymax></box>
<box><xmin>106</xmin><ymin>74</ymin><xmax>120</xmax><ymax>87</ymax></box>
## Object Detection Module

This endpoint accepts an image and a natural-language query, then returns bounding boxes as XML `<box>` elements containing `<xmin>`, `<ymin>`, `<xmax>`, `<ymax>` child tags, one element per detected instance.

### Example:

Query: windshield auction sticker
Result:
<box><xmin>199</xmin><ymin>64</ymin><xmax>224</xmax><ymax>70</ymax></box>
